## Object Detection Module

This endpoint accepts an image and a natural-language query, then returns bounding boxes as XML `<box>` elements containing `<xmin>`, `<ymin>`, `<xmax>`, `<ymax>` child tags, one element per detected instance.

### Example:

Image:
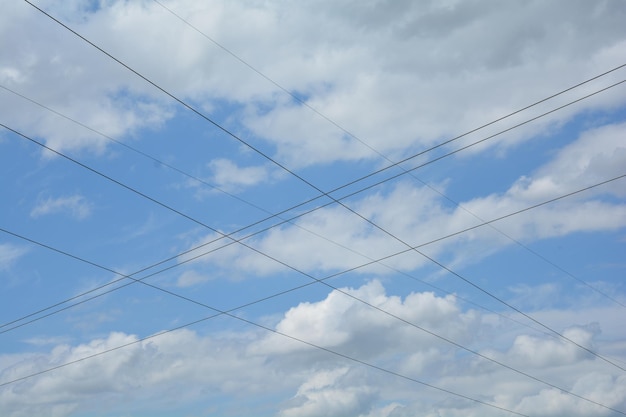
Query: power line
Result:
<box><xmin>3</xmin><ymin>78</ymin><xmax>625</xmax><ymax>372</ymax></box>
<box><xmin>0</xmin><ymin>311</ymin><xmax>531</xmax><ymax>417</ymax></box>
<box><xmin>2</xmin><ymin>228</ymin><xmax>625</xmax><ymax>415</ymax></box>
<box><xmin>3</xmin><ymin>78</ymin><xmax>623</xmax><ymax>337</ymax></box>
<box><xmin>4</xmin><ymin>172</ymin><xmax>624</xmax><ymax>337</ymax></box>
<box><xmin>19</xmin><ymin>0</ymin><xmax>626</xmax><ymax>377</ymax></box>
<box><xmin>150</xmin><ymin>0</ymin><xmax>626</xmax><ymax>308</ymax></box>
<box><xmin>4</xmin><ymin>72</ymin><xmax>625</xmax><ymax>313</ymax></box>
<box><xmin>10</xmin><ymin>2</ymin><xmax>625</xmax><ymax>413</ymax></box>
<box><xmin>2</xmin><ymin>174</ymin><xmax>625</xmax><ymax>416</ymax></box>
<box><xmin>7</xmin><ymin>174</ymin><xmax>626</xmax><ymax>336</ymax></box>
<box><xmin>18</xmin><ymin>0</ymin><xmax>626</xmax><ymax>344</ymax></box>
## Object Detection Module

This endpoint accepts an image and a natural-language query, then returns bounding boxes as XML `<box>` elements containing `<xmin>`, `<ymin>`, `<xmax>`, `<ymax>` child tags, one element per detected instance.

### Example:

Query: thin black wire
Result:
<box><xmin>2</xmin><ymin>175</ymin><xmax>625</xmax><ymax>412</ymax></box>
<box><xmin>22</xmin><ymin>0</ymin><xmax>332</xmax><ymax>200</ymax></box>
<box><xmin>19</xmin><ymin>0</ymin><xmax>626</xmax><ymax>374</ymax></box>
<box><xmin>0</xmin><ymin>84</ymin><xmax>273</xmax><ymax>219</ymax></box>
<box><xmin>3</xmin><ymin>73</ymin><xmax>625</xmax><ymax>314</ymax></box>
<box><xmin>2</xmin><ymin>222</ymin><xmax>626</xmax><ymax>415</ymax></box>
<box><xmin>3</xmin><ymin>80</ymin><xmax>625</xmax><ymax>373</ymax></box>
<box><xmin>22</xmin><ymin>1</ymin><xmax>626</xmax><ymax>256</ymax></box>
<box><xmin>0</xmin><ymin>169</ymin><xmax>626</xmax><ymax>337</ymax></box>
<box><xmin>4</xmin><ymin>172</ymin><xmax>624</xmax><ymax>338</ymax></box>
<box><xmin>12</xmin><ymin>3</ymin><xmax>626</xmax><ymax>412</ymax></box>
<box><xmin>0</xmin><ymin>75</ymin><xmax>621</xmax><ymax>313</ymax></box>
<box><xmin>14</xmin><ymin>0</ymin><xmax>626</xmax><ymax>348</ymax></box>
<box><xmin>150</xmin><ymin>0</ymin><xmax>626</xmax><ymax>309</ymax></box>
<box><xmin>1</xmin><ymin>78</ymin><xmax>624</xmax><ymax>339</ymax></box>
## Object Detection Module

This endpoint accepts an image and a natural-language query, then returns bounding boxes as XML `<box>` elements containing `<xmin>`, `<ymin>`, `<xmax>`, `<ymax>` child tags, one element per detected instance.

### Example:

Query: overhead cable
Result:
<box><xmin>151</xmin><ymin>0</ymin><xmax>626</xmax><ymax>308</ymax></box>
<box><xmin>2</xmin><ymin>79</ymin><xmax>625</xmax><ymax>374</ymax></box>
<box><xmin>2</xmin><ymin>225</ymin><xmax>625</xmax><ymax>415</ymax></box>
<box><xmin>20</xmin><ymin>0</ymin><xmax>626</xmax><ymax>374</ymax></box>
<box><xmin>2</xmin><ymin>173</ymin><xmax>624</xmax><ymax>337</ymax></box>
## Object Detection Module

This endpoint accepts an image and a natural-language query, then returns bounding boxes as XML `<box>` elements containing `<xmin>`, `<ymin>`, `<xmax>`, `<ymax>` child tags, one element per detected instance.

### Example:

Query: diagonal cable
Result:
<box><xmin>1</xmin><ymin>172</ymin><xmax>625</xmax><ymax>414</ymax></box>
<box><xmin>3</xmin><ymin>172</ymin><xmax>624</xmax><ymax>337</ymax></box>
<box><xmin>19</xmin><ymin>0</ymin><xmax>626</xmax><ymax>373</ymax></box>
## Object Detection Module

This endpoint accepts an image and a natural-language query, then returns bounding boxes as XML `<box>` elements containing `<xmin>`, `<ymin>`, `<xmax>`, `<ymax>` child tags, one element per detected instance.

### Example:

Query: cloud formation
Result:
<box><xmin>1</xmin><ymin>281</ymin><xmax>624</xmax><ymax>417</ymax></box>
<box><xmin>1</xmin><ymin>2</ymin><xmax>625</xmax><ymax>417</ymax></box>
<box><xmin>30</xmin><ymin>195</ymin><xmax>93</xmax><ymax>220</ymax></box>
<box><xmin>179</xmin><ymin>121</ymin><xmax>626</xmax><ymax>278</ymax></box>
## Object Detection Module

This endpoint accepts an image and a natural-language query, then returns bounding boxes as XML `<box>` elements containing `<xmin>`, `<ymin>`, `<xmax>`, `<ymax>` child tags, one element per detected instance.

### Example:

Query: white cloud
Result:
<box><xmin>175</xmin><ymin>120</ymin><xmax>626</xmax><ymax>278</ymax></box>
<box><xmin>507</xmin><ymin>122</ymin><xmax>626</xmax><ymax>201</ymax></box>
<box><xmin>175</xmin><ymin>269</ymin><xmax>211</xmax><ymax>288</ymax></box>
<box><xmin>207</xmin><ymin>158</ymin><xmax>272</xmax><ymax>192</ymax></box>
<box><xmin>2</xmin><ymin>281</ymin><xmax>623</xmax><ymax>417</ymax></box>
<box><xmin>485</xmin><ymin>324</ymin><xmax>599</xmax><ymax>369</ymax></box>
<box><xmin>0</xmin><ymin>243</ymin><xmax>28</xmax><ymax>270</ymax></box>
<box><xmin>2</xmin><ymin>2</ymin><xmax>625</xmax><ymax>417</ymax></box>
<box><xmin>30</xmin><ymin>195</ymin><xmax>92</xmax><ymax>220</ymax></box>
<box><xmin>255</xmin><ymin>280</ymin><xmax>474</xmax><ymax>358</ymax></box>
<box><xmin>278</xmin><ymin>367</ymin><xmax>376</xmax><ymax>417</ymax></box>
<box><xmin>515</xmin><ymin>374</ymin><xmax>626</xmax><ymax>417</ymax></box>
<box><xmin>2</xmin><ymin>0</ymin><xmax>624</xmax><ymax>164</ymax></box>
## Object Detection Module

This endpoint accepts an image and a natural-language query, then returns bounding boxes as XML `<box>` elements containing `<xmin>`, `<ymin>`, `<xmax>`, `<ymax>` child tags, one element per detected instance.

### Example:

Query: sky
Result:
<box><xmin>1</xmin><ymin>0</ymin><xmax>626</xmax><ymax>416</ymax></box>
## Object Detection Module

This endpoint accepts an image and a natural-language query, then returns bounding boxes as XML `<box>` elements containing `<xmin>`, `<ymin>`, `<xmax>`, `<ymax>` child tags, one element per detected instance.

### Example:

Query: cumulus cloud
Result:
<box><xmin>2</xmin><ymin>3</ymin><xmax>625</xmax><ymax>417</ymax></box>
<box><xmin>1</xmin><ymin>281</ymin><xmax>624</xmax><ymax>417</ymax></box>
<box><xmin>30</xmin><ymin>195</ymin><xmax>93</xmax><ymax>220</ymax></box>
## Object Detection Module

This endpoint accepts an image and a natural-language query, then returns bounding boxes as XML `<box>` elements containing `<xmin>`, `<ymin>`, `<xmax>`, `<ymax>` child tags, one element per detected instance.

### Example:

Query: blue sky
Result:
<box><xmin>1</xmin><ymin>1</ymin><xmax>626</xmax><ymax>416</ymax></box>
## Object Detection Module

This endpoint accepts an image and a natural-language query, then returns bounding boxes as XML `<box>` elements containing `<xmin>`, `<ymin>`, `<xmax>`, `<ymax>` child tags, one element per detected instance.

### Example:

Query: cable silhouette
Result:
<box><xmin>1</xmin><ymin>75</ymin><xmax>621</xmax><ymax>293</ymax></box>
<box><xmin>2</xmin><ymin>166</ymin><xmax>624</xmax><ymax>336</ymax></box>
<box><xmin>2</xmin><ymin>172</ymin><xmax>623</xmax><ymax>340</ymax></box>
<box><xmin>1</xmin><ymin>73</ymin><xmax>622</xmax><ymax>336</ymax></box>
<box><xmin>2</xmin><ymin>79</ymin><xmax>625</xmax><ymax>374</ymax></box>
<box><xmin>21</xmin><ymin>0</ymin><xmax>626</xmax><ymax>247</ymax></box>
<box><xmin>3</xmin><ymin>120</ymin><xmax>625</xmax><ymax>410</ymax></box>
<box><xmin>2</xmin><ymin>218</ymin><xmax>625</xmax><ymax>415</ymax></box>
<box><xmin>151</xmin><ymin>0</ymin><xmax>626</xmax><ymax>308</ymax></box>
<box><xmin>15</xmin><ymin>0</ymin><xmax>626</xmax><ymax>402</ymax></box>
<box><xmin>0</xmin><ymin>312</ymin><xmax>531</xmax><ymax>417</ymax></box>
<box><xmin>2</xmin><ymin>113</ymin><xmax>625</xmax><ymax>407</ymax></box>
<box><xmin>17</xmin><ymin>0</ymin><xmax>626</xmax><ymax>324</ymax></box>
<box><xmin>4</xmin><ymin>67</ymin><xmax>625</xmax><ymax>312</ymax></box>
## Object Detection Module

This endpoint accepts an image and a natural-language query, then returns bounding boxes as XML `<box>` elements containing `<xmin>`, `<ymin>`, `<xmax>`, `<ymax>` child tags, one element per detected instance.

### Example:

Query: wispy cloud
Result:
<box><xmin>208</xmin><ymin>158</ymin><xmax>272</xmax><ymax>191</ymax></box>
<box><xmin>30</xmin><ymin>195</ymin><xmax>93</xmax><ymax>220</ymax></box>
<box><xmin>0</xmin><ymin>243</ymin><xmax>28</xmax><ymax>269</ymax></box>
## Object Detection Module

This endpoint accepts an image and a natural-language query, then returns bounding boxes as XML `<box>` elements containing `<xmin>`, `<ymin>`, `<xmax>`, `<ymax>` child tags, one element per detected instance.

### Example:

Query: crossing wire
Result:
<box><xmin>1</xmin><ymin>76</ymin><xmax>623</xmax><ymax>309</ymax></box>
<box><xmin>20</xmin><ymin>0</ymin><xmax>626</xmax><ymax>377</ymax></box>
<box><xmin>3</xmin><ymin>64</ymin><xmax>626</xmax><ymax>311</ymax></box>
<box><xmin>152</xmin><ymin>0</ymin><xmax>626</xmax><ymax>308</ymax></box>
<box><xmin>18</xmin><ymin>0</ymin><xmax>626</xmax><ymax>380</ymax></box>
<box><xmin>0</xmin><ymin>170</ymin><xmax>626</xmax><ymax>336</ymax></box>
<box><xmin>2</xmin><ymin>172</ymin><xmax>624</xmax><ymax>338</ymax></box>
<box><xmin>1</xmin><ymin>73</ymin><xmax>624</xmax><ymax>336</ymax></box>
<box><xmin>2</xmin><ymin>202</ymin><xmax>626</xmax><ymax>415</ymax></box>
<box><xmin>2</xmin><ymin>121</ymin><xmax>626</xmax><ymax>415</ymax></box>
